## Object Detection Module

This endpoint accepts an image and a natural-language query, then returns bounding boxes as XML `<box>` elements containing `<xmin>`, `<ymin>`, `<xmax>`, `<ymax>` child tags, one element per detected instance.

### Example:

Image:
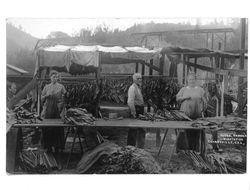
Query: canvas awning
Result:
<box><xmin>35</xmin><ymin>45</ymin><xmax>160</xmax><ymax>75</ymax></box>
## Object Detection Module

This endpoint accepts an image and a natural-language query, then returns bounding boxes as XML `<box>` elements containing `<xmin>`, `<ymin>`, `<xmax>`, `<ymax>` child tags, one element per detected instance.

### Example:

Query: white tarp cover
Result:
<box><xmin>36</xmin><ymin>45</ymin><xmax>160</xmax><ymax>73</ymax></box>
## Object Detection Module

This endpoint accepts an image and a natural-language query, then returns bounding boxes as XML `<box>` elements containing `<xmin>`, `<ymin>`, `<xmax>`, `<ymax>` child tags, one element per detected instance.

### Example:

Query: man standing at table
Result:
<box><xmin>127</xmin><ymin>73</ymin><xmax>145</xmax><ymax>148</ymax></box>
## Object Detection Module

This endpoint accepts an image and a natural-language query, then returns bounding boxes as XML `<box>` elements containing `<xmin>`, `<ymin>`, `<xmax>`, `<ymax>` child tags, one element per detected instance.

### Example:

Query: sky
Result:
<box><xmin>7</xmin><ymin>18</ymin><xmax>231</xmax><ymax>39</ymax></box>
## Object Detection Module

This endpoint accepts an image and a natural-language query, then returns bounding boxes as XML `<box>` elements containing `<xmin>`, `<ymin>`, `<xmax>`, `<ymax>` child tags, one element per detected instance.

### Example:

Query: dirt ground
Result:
<box><xmin>17</xmin><ymin>127</ymin><xmax>246</xmax><ymax>174</ymax></box>
<box><xmin>49</xmin><ymin>128</ymin><xmax>198</xmax><ymax>174</ymax></box>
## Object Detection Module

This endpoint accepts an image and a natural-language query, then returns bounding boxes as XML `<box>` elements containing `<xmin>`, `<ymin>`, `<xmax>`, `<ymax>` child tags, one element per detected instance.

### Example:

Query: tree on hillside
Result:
<box><xmin>47</xmin><ymin>31</ymin><xmax>70</xmax><ymax>39</ymax></box>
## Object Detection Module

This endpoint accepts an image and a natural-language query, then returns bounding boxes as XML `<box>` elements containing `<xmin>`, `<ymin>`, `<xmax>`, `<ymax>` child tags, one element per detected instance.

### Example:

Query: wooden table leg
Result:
<box><xmin>66</xmin><ymin>127</ymin><xmax>77</xmax><ymax>168</ymax></box>
<box><xmin>77</xmin><ymin>129</ymin><xmax>84</xmax><ymax>154</ymax></box>
<box><xmin>157</xmin><ymin>129</ymin><xmax>168</xmax><ymax>156</ymax></box>
<box><xmin>166</xmin><ymin>129</ymin><xmax>180</xmax><ymax>167</ymax></box>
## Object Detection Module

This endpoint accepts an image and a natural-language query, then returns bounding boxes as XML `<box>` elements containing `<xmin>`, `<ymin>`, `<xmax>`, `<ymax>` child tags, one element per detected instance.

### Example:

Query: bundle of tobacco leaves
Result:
<box><xmin>65</xmin><ymin>108</ymin><xmax>96</xmax><ymax>126</ymax></box>
<box><xmin>180</xmin><ymin>150</ymin><xmax>213</xmax><ymax>173</ymax></box>
<box><xmin>19</xmin><ymin>149</ymin><xmax>58</xmax><ymax>173</ymax></box>
<box><xmin>77</xmin><ymin>142</ymin><xmax>162</xmax><ymax>174</ymax></box>
<box><xmin>101</xmin><ymin>77</ymin><xmax>132</xmax><ymax>104</ymax></box>
<box><xmin>138</xmin><ymin>110</ymin><xmax>192</xmax><ymax>121</ymax></box>
<box><xmin>86</xmin><ymin>146</ymin><xmax>162</xmax><ymax>174</ymax></box>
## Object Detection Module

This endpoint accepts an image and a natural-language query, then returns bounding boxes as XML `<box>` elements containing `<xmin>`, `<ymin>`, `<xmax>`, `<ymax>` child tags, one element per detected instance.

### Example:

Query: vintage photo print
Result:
<box><xmin>6</xmin><ymin>17</ymin><xmax>247</xmax><ymax>176</ymax></box>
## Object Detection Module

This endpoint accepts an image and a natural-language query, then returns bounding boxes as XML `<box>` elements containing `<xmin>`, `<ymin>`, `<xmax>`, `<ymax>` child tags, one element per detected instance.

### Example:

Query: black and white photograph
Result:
<box><xmin>6</xmin><ymin>17</ymin><xmax>248</xmax><ymax>176</ymax></box>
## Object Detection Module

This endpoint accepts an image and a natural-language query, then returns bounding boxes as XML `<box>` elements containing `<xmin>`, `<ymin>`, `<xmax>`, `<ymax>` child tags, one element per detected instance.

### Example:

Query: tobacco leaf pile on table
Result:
<box><xmin>77</xmin><ymin>141</ymin><xmax>163</xmax><ymax>174</ymax></box>
<box><xmin>65</xmin><ymin>108</ymin><xmax>96</xmax><ymax>126</ymax></box>
<box><xmin>138</xmin><ymin>109</ymin><xmax>192</xmax><ymax>121</ymax></box>
<box><xmin>191</xmin><ymin>117</ymin><xmax>247</xmax><ymax>131</ymax></box>
<box><xmin>7</xmin><ymin>107</ymin><xmax>41</xmax><ymax>129</ymax></box>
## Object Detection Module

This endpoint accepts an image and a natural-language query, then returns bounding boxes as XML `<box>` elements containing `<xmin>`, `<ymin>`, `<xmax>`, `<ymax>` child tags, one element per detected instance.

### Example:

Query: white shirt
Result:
<box><xmin>127</xmin><ymin>83</ymin><xmax>144</xmax><ymax>116</ymax></box>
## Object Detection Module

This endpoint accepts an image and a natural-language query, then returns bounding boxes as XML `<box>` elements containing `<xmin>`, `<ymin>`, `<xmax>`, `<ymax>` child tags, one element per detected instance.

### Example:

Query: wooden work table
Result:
<box><xmin>12</xmin><ymin>118</ymin><xmax>197</xmax><ymax>130</ymax></box>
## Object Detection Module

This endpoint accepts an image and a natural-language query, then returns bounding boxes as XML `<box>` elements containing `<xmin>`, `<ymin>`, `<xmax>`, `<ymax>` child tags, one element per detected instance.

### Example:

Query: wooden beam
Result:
<box><xmin>140</xmin><ymin>60</ymin><xmax>161</xmax><ymax>73</ymax></box>
<box><xmin>182</xmin><ymin>60</ymin><xmax>247</xmax><ymax>77</ymax></box>
<box><xmin>7</xmin><ymin>77</ymin><xmax>38</xmax><ymax>110</ymax></box>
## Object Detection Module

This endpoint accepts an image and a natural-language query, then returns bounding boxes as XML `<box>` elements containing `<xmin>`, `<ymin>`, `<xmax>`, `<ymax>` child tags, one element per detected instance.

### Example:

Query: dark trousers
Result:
<box><xmin>127</xmin><ymin>105</ymin><xmax>146</xmax><ymax>148</ymax></box>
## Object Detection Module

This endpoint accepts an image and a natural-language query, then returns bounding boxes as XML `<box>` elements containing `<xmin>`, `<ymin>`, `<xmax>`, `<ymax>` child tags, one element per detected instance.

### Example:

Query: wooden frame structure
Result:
<box><xmin>161</xmin><ymin>46</ymin><xmax>247</xmax><ymax>117</ymax></box>
<box><xmin>132</xmin><ymin>28</ymin><xmax>234</xmax><ymax>50</ymax></box>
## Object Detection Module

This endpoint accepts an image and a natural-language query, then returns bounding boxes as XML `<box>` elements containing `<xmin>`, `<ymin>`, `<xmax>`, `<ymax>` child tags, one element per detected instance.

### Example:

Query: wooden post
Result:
<box><xmin>149</xmin><ymin>59</ymin><xmax>153</xmax><ymax>76</ymax></box>
<box><xmin>220</xmin><ymin>76</ymin><xmax>224</xmax><ymax>116</ymax></box>
<box><xmin>224</xmin><ymin>32</ymin><xmax>227</xmax><ymax>51</ymax></box>
<box><xmin>141</xmin><ymin>62</ymin><xmax>145</xmax><ymax>76</ymax></box>
<box><xmin>37</xmin><ymin>51</ymin><xmax>42</xmax><ymax>115</ymax></box>
<box><xmin>147</xmin><ymin>59</ymin><xmax>153</xmax><ymax>112</ymax></box>
<box><xmin>224</xmin><ymin>71</ymin><xmax>229</xmax><ymax>94</ymax></box>
<box><xmin>186</xmin><ymin>56</ymin><xmax>190</xmax><ymax>78</ymax></box>
<box><xmin>238</xmin><ymin>18</ymin><xmax>246</xmax><ymax>117</ymax></box>
<box><xmin>206</xmin><ymin>33</ymin><xmax>209</xmax><ymax>48</ymax></box>
<box><xmin>211</xmin><ymin>33</ymin><xmax>214</xmax><ymax>50</ymax></box>
<box><xmin>220</xmin><ymin>56</ymin><xmax>225</xmax><ymax>83</ymax></box>
<box><xmin>182</xmin><ymin>54</ymin><xmax>186</xmax><ymax>85</ymax></box>
<box><xmin>155</xmin><ymin>54</ymin><xmax>164</xmax><ymax>147</ymax></box>
<box><xmin>215</xmin><ymin>55</ymin><xmax>220</xmax><ymax>83</ymax></box>
<box><xmin>135</xmin><ymin>62</ymin><xmax>139</xmax><ymax>72</ymax></box>
<box><xmin>194</xmin><ymin>57</ymin><xmax>197</xmax><ymax>74</ymax></box>
<box><xmin>96</xmin><ymin>52</ymin><xmax>101</xmax><ymax>117</ymax></box>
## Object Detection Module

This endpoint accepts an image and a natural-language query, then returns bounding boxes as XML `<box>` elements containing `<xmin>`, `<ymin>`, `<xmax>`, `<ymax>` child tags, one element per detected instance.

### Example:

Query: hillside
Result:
<box><xmin>6</xmin><ymin>23</ymin><xmax>38</xmax><ymax>51</ymax></box>
<box><xmin>6</xmin><ymin>23</ymin><xmax>38</xmax><ymax>74</ymax></box>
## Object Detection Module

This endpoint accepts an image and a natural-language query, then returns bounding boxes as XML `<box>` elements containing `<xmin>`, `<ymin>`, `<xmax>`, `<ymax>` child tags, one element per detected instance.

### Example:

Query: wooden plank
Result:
<box><xmin>12</xmin><ymin>119</ymin><xmax>197</xmax><ymax>130</ymax></box>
